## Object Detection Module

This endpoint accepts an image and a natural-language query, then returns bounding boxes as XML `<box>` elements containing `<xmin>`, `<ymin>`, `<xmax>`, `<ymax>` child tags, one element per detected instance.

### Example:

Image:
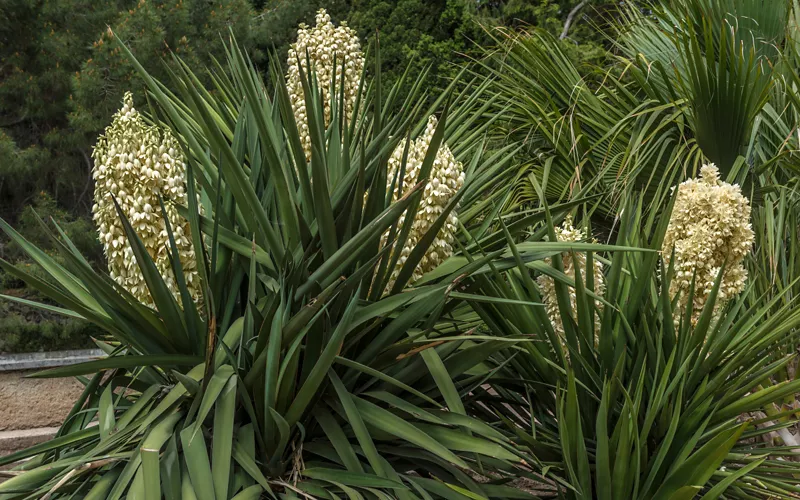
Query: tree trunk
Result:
<box><xmin>560</xmin><ymin>1</ymin><xmax>589</xmax><ymax>40</ymax></box>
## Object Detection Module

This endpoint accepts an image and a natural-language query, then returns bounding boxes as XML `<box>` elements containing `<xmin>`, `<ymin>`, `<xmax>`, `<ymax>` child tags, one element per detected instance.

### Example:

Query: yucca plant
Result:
<box><xmin>0</xmin><ymin>27</ymin><xmax>538</xmax><ymax>498</ymax></box>
<box><xmin>460</xmin><ymin>172</ymin><xmax>800</xmax><ymax>498</ymax></box>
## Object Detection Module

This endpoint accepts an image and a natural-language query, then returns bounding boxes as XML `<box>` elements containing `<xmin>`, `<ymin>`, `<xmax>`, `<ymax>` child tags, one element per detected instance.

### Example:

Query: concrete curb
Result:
<box><xmin>0</xmin><ymin>427</ymin><xmax>59</xmax><ymax>472</ymax></box>
<box><xmin>0</xmin><ymin>349</ymin><xmax>105</xmax><ymax>372</ymax></box>
<box><xmin>0</xmin><ymin>427</ymin><xmax>59</xmax><ymax>449</ymax></box>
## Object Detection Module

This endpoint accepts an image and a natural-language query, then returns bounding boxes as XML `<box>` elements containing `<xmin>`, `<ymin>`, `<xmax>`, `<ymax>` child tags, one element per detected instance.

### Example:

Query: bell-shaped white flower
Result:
<box><xmin>286</xmin><ymin>9</ymin><xmax>364</xmax><ymax>160</ymax></box>
<box><xmin>537</xmin><ymin>216</ymin><xmax>605</xmax><ymax>339</ymax></box>
<box><xmin>92</xmin><ymin>92</ymin><xmax>202</xmax><ymax>307</ymax></box>
<box><xmin>382</xmin><ymin>116</ymin><xmax>465</xmax><ymax>292</ymax></box>
<box><xmin>663</xmin><ymin>164</ymin><xmax>754</xmax><ymax>325</ymax></box>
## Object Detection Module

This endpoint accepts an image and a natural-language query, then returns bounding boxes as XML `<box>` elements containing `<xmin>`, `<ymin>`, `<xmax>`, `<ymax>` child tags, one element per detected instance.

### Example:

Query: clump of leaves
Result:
<box><xmin>464</xmin><ymin>188</ymin><xmax>800</xmax><ymax>498</ymax></box>
<box><xmin>0</xmin><ymin>30</ymin><xmax>536</xmax><ymax>498</ymax></box>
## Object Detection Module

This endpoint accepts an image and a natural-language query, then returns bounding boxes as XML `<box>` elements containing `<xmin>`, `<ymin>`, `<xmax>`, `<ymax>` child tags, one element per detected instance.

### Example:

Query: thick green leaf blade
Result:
<box><xmin>303</xmin><ymin>468</ymin><xmax>405</xmax><ymax>489</ymax></box>
<box><xmin>27</xmin><ymin>355</ymin><xmax>201</xmax><ymax>379</ymax></box>
<box><xmin>352</xmin><ymin>397</ymin><xmax>468</xmax><ymax>468</ymax></box>
<box><xmin>212</xmin><ymin>375</ymin><xmax>237</xmax><ymax>500</ymax></box>
<box><xmin>180</xmin><ymin>426</ymin><xmax>215</xmax><ymax>500</ymax></box>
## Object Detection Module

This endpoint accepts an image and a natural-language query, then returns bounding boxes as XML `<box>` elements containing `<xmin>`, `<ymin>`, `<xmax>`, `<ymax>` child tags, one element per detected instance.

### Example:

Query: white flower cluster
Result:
<box><xmin>537</xmin><ymin>216</ymin><xmax>605</xmax><ymax>339</ymax></box>
<box><xmin>382</xmin><ymin>116</ymin><xmax>466</xmax><ymax>292</ymax></box>
<box><xmin>286</xmin><ymin>9</ymin><xmax>364</xmax><ymax>160</ymax></box>
<box><xmin>92</xmin><ymin>92</ymin><xmax>202</xmax><ymax>307</ymax></box>
<box><xmin>663</xmin><ymin>164</ymin><xmax>753</xmax><ymax>325</ymax></box>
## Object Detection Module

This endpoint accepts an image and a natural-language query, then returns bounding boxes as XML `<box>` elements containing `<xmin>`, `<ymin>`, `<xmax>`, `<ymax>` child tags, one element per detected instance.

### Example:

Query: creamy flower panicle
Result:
<box><xmin>382</xmin><ymin>116</ymin><xmax>466</xmax><ymax>292</ymax></box>
<box><xmin>537</xmin><ymin>216</ymin><xmax>605</xmax><ymax>339</ymax></box>
<box><xmin>287</xmin><ymin>9</ymin><xmax>364</xmax><ymax>160</ymax></box>
<box><xmin>92</xmin><ymin>92</ymin><xmax>202</xmax><ymax>307</ymax></box>
<box><xmin>663</xmin><ymin>164</ymin><xmax>754</xmax><ymax>325</ymax></box>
